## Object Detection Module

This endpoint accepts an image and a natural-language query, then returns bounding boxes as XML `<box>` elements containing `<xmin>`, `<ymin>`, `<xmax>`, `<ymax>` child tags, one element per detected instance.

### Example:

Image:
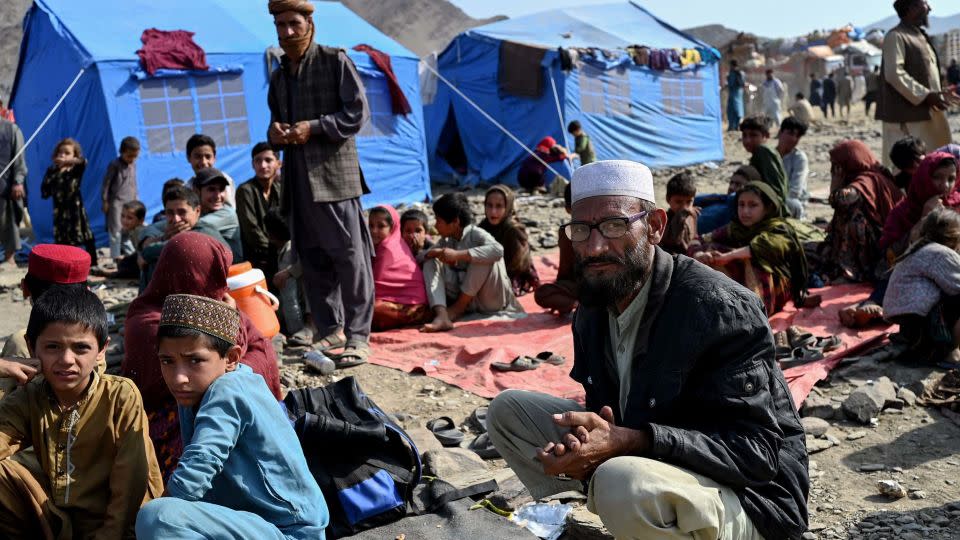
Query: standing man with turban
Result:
<box><xmin>487</xmin><ymin>161</ymin><xmax>809</xmax><ymax>539</ymax></box>
<box><xmin>267</xmin><ymin>0</ymin><xmax>374</xmax><ymax>367</ymax></box>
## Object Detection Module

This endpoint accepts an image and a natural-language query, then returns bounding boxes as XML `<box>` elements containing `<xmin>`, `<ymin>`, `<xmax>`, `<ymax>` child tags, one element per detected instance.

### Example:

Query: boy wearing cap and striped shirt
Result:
<box><xmin>137</xmin><ymin>294</ymin><xmax>328</xmax><ymax>539</ymax></box>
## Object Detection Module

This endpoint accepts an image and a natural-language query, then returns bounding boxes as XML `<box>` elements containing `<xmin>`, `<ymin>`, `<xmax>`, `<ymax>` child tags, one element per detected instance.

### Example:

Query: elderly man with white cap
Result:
<box><xmin>487</xmin><ymin>161</ymin><xmax>809</xmax><ymax>539</ymax></box>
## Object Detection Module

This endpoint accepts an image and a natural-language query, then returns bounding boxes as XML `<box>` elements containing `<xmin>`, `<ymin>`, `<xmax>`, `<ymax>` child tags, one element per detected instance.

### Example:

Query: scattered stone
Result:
<box><xmin>859</xmin><ymin>463</ymin><xmax>885</xmax><ymax>472</ymax></box>
<box><xmin>801</xmin><ymin>417</ymin><xmax>831</xmax><ymax>437</ymax></box>
<box><xmin>905</xmin><ymin>380</ymin><xmax>928</xmax><ymax>397</ymax></box>
<box><xmin>485</xmin><ymin>470</ymin><xmax>533</xmax><ymax>511</ymax></box>
<box><xmin>846</xmin><ymin>430</ymin><xmax>868</xmax><ymax>441</ymax></box>
<box><xmin>801</xmin><ymin>533</ymin><xmax>817</xmax><ymax>540</ymax></box>
<box><xmin>280</xmin><ymin>372</ymin><xmax>298</xmax><ymax>389</ymax></box>
<box><xmin>802</xmin><ymin>394</ymin><xmax>841</xmax><ymax>420</ymax></box>
<box><xmin>406</xmin><ymin>427</ymin><xmax>446</xmax><ymax>455</ymax></box>
<box><xmin>876</xmin><ymin>479</ymin><xmax>907</xmax><ymax>499</ymax></box>
<box><xmin>539</xmin><ymin>235</ymin><xmax>559</xmax><ymax>249</ymax></box>
<box><xmin>805</xmin><ymin>435</ymin><xmax>835</xmax><ymax>454</ymax></box>
<box><xmin>843</xmin><ymin>378</ymin><xmax>897</xmax><ymax>424</ymax></box>
<box><xmin>896</xmin><ymin>387</ymin><xmax>918</xmax><ymax>407</ymax></box>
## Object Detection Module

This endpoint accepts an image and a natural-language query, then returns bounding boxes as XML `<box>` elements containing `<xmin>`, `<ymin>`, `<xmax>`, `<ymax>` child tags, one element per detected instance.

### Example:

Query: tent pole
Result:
<box><xmin>419</xmin><ymin>60</ymin><xmax>566</xmax><ymax>180</ymax></box>
<box><xmin>0</xmin><ymin>68</ymin><xmax>86</xmax><ymax>183</ymax></box>
<box><xmin>548</xmin><ymin>72</ymin><xmax>574</xmax><ymax>169</ymax></box>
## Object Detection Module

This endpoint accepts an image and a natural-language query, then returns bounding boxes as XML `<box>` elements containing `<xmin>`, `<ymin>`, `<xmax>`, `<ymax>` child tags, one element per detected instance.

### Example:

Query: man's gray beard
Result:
<box><xmin>575</xmin><ymin>241</ymin><xmax>652</xmax><ymax>308</ymax></box>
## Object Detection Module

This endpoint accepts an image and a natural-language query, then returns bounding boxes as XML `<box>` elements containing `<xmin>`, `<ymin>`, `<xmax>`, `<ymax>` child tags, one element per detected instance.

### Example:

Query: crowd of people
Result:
<box><xmin>0</xmin><ymin>0</ymin><xmax>957</xmax><ymax>538</ymax></box>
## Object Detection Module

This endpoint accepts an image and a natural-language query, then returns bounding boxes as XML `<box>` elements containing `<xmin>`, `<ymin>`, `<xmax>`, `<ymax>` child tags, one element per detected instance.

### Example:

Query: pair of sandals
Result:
<box><xmin>775</xmin><ymin>326</ymin><xmax>842</xmax><ymax>369</ymax></box>
<box><xmin>490</xmin><ymin>351</ymin><xmax>566</xmax><ymax>372</ymax></box>
<box><xmin>426</xmin><ymin>406</ymin><xmax>499</xmax><ymax>459</ymax></box>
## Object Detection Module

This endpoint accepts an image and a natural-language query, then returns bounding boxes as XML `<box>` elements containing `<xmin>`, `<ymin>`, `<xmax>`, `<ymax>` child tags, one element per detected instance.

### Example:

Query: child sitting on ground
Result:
<box><xmin>151</xmin><ymin>178</ymin><xmax>185</xmax><ymax>223</ymax></box>
<box><xmin>479</xmin><ymin>185</ymin><xmax>540</xmax><ymax>295</ymax></box>
<box><xmin>104</xmin><ymin>200</ymin><xmax>147</xmax><ymax>279</ymax></box>
<box><xmin>420</xmin><ymin>193</ymin><xmax>522</xmax><ymax>332</ymax></box>
<box><xmin>136</xmin><ymin>294</ymin><xmax>328</xmax><ymax>539</ymax></box>
<box><xmin>889</xmin><ymin>136</ymin><xmax>926</xmax><ymax>191</ymax></box>
<box><xmin>883</xmin><ymin>209</ymin><xmax>960</xmax><ymax>367</ymax></box>
<box><xmin>40</xmin><ymin>138</ymin><xmax>98</xmax><ymax>265</ymax></box>
<box><xmin>194</xmin><ymin>167</ymin><xmax>243</xmax><ymax>261</ymax></box>
<box><xmin>534</xmin><ymin>183</ymin><xmax>578</xmax><ymax>315</ymax></box>
<box><xmin>660</xmin><ymin>172</ymin><xmax>700</xmax><ymax>255</ymax></box>
<box><xmin>695</xmin><ymin>166</ymin><xmax>758</xmax><ymax>234</ymax></box>
<box><xmin>740</xmin><ymin>115</ymin><xmax>789</xmax><ymax>214</ymax></box>
<box><xmin>369</xmin><ymin>206</ymin><xmax>431</xmax><ymax>331</ymax></box>
<box><xmin>0</xmin><ymin>286</ymin><xmax>163</xmax><ymax>538</ymax></box>
<box><xmin>400</xmin><ymin>209</ymin><xmax>435</xmax><ymax>265</ymax></box>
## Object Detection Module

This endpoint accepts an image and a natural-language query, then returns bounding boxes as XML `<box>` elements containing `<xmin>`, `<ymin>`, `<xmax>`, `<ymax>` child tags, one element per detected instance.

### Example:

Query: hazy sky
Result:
<box><xmin>450</xmin><ymin>0</ymin><xmax>958</xmax><ymax>38</ymax></box>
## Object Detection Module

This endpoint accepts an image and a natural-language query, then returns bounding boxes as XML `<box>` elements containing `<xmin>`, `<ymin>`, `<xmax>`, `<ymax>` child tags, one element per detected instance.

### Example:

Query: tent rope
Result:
<box><xmin>0</xmin><ymin>68</ymin><xmax>86</xmax><ymax>184</ymax></box>
<box><xmin>419</xmin><ymin>60</ymin><xmax>567</xmax><ymax>181</ymax></box>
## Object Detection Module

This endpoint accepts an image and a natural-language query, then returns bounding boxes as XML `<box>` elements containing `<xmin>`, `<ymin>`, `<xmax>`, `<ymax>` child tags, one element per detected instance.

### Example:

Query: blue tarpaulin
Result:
<box><xmin>10</xmin><ymin>0</ymin><xmax>431</xmax><ymax>246</ymax></box>
<box><xmin>424</xmin><ymin>1</ymin><xmax>723</xmax><ymax>186</ymax></box>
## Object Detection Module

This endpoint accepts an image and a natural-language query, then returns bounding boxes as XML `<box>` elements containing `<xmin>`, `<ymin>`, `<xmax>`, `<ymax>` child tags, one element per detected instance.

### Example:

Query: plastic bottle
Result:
<box><xmin>303</xmin><ymin>350</ymin><xmax>336</xmax><ymax>375</ymax></box>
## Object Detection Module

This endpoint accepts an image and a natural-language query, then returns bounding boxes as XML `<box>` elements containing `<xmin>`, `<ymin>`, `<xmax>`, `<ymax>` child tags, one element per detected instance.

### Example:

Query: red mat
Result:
<box><xmin>369</xmin><ymin>258</ymin><xmax>892</xmax><ymax>410</ymax></box>
<box><xmin>369</xmin><ymin>253</ymin><xmax>584</xmax><ymax>402</ymax></box>
<box><xmin>771</xmin><ymin>284</ymin><xmax>894</xmax><ymax>409</ymax></box>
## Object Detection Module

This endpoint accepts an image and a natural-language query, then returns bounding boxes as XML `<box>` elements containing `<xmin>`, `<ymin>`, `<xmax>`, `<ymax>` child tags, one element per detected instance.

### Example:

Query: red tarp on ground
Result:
<box><xmin>772</xmin><ymin>284</ymin><xmax>894</xmax><ymax>409</ymax></box>
<box><xmin>369</xmin><ymin>256</ymin><xmax>893</xmax><ymax>409</ymax></box>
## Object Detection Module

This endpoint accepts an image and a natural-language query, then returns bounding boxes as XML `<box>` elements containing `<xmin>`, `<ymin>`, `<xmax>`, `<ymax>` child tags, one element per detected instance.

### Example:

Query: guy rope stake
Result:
<box><xmin>0</xmin><ymin>68</ymin><xmax>86</xmax><ymax>182</ymax></box>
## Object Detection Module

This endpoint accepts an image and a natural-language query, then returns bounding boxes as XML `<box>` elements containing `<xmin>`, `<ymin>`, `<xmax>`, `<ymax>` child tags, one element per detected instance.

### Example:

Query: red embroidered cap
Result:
<box><xmin>27</xmin><ymin>244</ymin><xmax>91</xmax><ymax>284</ymax></box>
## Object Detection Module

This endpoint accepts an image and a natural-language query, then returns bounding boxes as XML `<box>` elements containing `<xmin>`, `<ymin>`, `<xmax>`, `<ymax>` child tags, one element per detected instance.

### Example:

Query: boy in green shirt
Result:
<box><xmin>567</xmin><ymin>120</ymin><xmax>595</xmax><ymax>166</ymax></box>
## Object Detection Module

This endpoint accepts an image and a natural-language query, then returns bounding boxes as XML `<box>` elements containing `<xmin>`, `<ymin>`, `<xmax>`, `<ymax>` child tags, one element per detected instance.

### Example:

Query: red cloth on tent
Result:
<box><xmin>137</xmin><ymin>29</ymin><xmax>209</xmax><ymax>76</ymax></box>
<box><xmin>771</xmin><ymin>284</ymin><xmax>895</xmax><ymax>409</ymax></box>
<box><xmin>352</xmin><ymin>44</ymin><xmax>412</xmax><ymax>115</ymax></box>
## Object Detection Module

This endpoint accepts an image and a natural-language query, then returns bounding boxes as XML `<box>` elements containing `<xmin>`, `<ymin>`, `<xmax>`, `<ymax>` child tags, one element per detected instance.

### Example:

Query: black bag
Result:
<box><xmin>284</xmin><ymin>377</ymin><xmax>422</xmax><ymax>538</ymax></box>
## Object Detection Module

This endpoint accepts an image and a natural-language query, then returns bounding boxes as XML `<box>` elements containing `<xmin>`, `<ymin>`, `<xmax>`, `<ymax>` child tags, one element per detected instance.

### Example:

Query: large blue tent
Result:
<box><xmin>424</xmin><ymin>2</ymin><xmax>723</xmax><ymax>186</ymax></box>
<box><xmin>10</xmin><ymin>0</ymin><xmax>430</xmax><ymax>246</ymax></box>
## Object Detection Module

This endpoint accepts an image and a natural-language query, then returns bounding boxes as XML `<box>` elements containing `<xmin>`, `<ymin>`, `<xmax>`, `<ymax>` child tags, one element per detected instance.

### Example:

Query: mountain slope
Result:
<box><xmin>863</xmin><ymin>11</ymin><xmax>960</xmax><ymax>35</ymax></box>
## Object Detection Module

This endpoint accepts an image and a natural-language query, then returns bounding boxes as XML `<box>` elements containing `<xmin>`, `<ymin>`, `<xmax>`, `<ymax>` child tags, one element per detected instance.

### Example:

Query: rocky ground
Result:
<box><xmin>1</xmin><ymin>107</ymin><xmax>959</xmax><ymax>539</ymax></box>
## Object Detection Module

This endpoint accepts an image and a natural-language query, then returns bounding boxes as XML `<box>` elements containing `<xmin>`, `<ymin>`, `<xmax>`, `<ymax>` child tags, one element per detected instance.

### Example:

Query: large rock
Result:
<box><xmin>422</xmin><ymin>448</ymin><xmax>486</xmax><ymax>478</ymax></box>
<box><xmin>842</xmin><ymin>378</ymin><xmax>897</xmax><ymax>424</ymax></box>
<box><xmin>485</xmin><ymin>469</ymin><xmax>533</xmax><ymax>511</ymax></box>
<box><xmin>896</xmin><ymin>387</ymin><xmax>918</xmax><ymax>407</ymax></box>
<box><xmin>801</xmin><ymin>417</ymin><xmax>830</xmax><ymax>437</ymax></box>
<box><xmin>801</xmin><ymin>394</ymin><xmax>841</xmax><ymax>420</ymax></box>
<box><xmin>564</xmin><ymin>505</ymin><xmax>614</xmax><ymax>540</ymax></box>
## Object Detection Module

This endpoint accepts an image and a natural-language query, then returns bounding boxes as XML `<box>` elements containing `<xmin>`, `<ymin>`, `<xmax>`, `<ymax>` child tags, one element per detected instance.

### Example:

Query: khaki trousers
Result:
<box><xmin>881</xmin><ymin>112</ymin><xmax>951</xmax><ymax>168</ymax></box>
<box><xmin>422</xmin><ymin>258</ymin><xmax>514</xmax><ymax>313</ymax></box>
<box><xmin>487</xmin><ymin>390</ymin><xmax>764</xmax><ymax>540</ymax></box>
<box><xmin>0</xmin><ymin>458</ymin><xmax>70</xmax><ymax>540</ymax></box>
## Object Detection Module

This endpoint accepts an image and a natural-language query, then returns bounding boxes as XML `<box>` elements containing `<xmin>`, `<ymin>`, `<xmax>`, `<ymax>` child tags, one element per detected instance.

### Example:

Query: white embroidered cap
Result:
<box><xmin>571</xmin><ymin>160</ymin><xmax>655</xmax><ymax>205</ymax></box>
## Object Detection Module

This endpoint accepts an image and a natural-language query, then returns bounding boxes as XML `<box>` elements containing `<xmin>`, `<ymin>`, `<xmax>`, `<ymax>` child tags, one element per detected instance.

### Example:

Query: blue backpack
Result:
<box><xmin>284</xmin><ymin>377</ymin><xmax>422</xmax><ymax>538</ymax></box>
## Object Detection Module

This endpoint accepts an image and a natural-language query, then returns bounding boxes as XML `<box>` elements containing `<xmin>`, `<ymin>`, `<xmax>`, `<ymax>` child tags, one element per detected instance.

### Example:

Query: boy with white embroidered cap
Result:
<box><xmin>487</xmin><ymin>161</ymin><xmax>808</xmax><ymax>539</ymax></box>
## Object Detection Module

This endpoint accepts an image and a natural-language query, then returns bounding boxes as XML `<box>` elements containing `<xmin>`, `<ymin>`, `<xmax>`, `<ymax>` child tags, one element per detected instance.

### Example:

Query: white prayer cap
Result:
<box><xmin>571</xmin><ymin>160</ymin><xmax>655</xmax><ymax>206</ymax></box>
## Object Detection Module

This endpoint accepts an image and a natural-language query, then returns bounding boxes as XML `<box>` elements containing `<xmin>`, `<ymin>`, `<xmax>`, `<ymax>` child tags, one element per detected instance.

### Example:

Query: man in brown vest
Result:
<box><xmin>267</xmin><ymin>0</ymin><xmax>374</xmax><ymax>367</ymax></box>
<box><xmin>877</xmin><ymin>0</ymin><xmax>955</xmax><ymax>168</ymax></box>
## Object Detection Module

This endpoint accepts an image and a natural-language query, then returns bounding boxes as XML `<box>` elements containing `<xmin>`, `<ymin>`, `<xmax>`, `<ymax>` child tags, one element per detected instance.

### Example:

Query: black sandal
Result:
<box><xmin>491</xmin><ymin>356</ymin><xmax>541</xmax><ymax>372</ymax></box>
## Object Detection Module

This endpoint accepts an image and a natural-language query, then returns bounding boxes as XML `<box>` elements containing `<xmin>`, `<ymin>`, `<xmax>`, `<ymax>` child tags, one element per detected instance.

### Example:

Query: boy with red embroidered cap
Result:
<box><xmin>1</xmin><ymin>244</ymin><xmax>95</xmax><ymax>398</ymax></box>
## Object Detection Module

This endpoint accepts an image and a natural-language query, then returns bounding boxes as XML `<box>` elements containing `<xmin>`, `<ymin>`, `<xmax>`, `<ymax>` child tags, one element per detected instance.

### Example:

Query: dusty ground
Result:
<box><xmin>1</xmin><ymin>106</ymin><xmax>959</xmax><ymax>539</ymax></box>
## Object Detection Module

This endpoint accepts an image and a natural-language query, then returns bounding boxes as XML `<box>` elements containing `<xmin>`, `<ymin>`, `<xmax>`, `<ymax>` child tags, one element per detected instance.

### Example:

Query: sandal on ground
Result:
<box><xmin>468</xmin><ymin>406</ymin><xmax>489</xmax><ymax>433</ymax></box>
<box><xmin>813</xmin><ymin>335</ymin><xmax>843</xmax><ymax>353</ymax></box>
<box><xmin>535</xmin><ymin>351</ymin><xmax>566</xmax><ymax>366</ymax></box>
<box><xmin>774</xmin><ymin>331</ymin><xmax>793</xmax><ymax>359</ymax></box>
<box><xmin>786</xmin><ymin>326</ymin><xmax>816</xmax><ymax>349</ymax></box>
<box><xmin>490</xmin><ymin>356</ymin><xmax>542</xmax><ymax>372</ymax></box>
<box><xmin>426</xmin><ymin>416</ymin><xmax>464</xmax><ymax>447</ymax></box>
<box><xmin>315</xmin><ymin>331</ymin><xmax>347</xmax><ymax>352</ymax></box>
<box><xmin>330</xmin><ymin>344</ymin><xmax>369</xmax><ymax>368</ymax></box>
<box><xmin>779</xmin><ymin>346</ymin><xmax>825</xmax><ymax>369</ymax></box>
<box><xmin>287</xmin><ymin>327</ymin><xmax>315</xmax><ymax>348</ymax></box>
<box><xmin>467</xmin><ymin>433</ymin><xmax>500</xmax><ymax>459</ymax></box>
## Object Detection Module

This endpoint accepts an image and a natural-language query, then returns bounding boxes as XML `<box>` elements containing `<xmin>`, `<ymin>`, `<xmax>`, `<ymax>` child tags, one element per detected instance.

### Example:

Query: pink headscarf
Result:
<box><xmin>880</xmin><ymin>152</ymin><xmax>960</xmax><ymax>249</ymax></box>
<box><xmin>372</xmin><ymin>205</ymin><xmax>428</xmax><ymax>305</ymax></box>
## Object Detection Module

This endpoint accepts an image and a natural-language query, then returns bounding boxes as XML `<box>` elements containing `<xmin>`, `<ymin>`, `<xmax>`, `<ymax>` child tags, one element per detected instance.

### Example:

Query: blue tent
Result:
<box><xmin>10</xmin><ymin>0</ymin><xmax>430</xmax><ymax>246</ymax></box>
<box><xmin>424</xmin><ymin>2</ymin><xmax>723</xmax><ymax>186</ymax></box>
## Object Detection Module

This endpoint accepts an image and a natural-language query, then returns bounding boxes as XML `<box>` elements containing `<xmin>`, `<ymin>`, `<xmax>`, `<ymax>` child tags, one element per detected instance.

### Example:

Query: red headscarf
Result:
<box><xmin>880</xmin><ymin>152</ymin><xmax>960</xmax><ymax>249</ymax></box>
<box><xmin>372</xmin><ymin>206</ymin><xmax>428</xmax><ymax>305</ymax></box>
<box><xmin>122</xmin><ymin>232</ymin><xmax>281</xmax><ymax>412</ymax></box>
<box><xmin>535</xmin><ymin>136</ymin><xmax>556</xmax><ymax>154</ymax></box>
<box><xmin>828</xmin><ymin>140</ymin><xmax>903</xmax><ymax>229</ymax></box>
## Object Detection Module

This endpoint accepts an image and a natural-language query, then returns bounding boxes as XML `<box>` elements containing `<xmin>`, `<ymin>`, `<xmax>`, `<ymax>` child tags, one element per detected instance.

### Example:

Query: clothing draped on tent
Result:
<box><xmin>136</xmin><ymin>28</ymin><xmax>209</xmax><ymax>75</ymax></box>
<box><xmin>353</xmin><ymin>44</ymin><xmax>412</xmax><ymax>115</ymax></box>
<box><xmin>498</xmin><ymin>42</ymin><xmax>546</xmax><ymax>98</ymax></box>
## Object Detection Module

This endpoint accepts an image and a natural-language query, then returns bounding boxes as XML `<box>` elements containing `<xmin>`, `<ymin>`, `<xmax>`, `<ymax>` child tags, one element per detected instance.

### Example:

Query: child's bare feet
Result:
<box><xmin>420</xmin><ymin>315</ymin><xmax>454</xmax><ymax>333</ymax></box>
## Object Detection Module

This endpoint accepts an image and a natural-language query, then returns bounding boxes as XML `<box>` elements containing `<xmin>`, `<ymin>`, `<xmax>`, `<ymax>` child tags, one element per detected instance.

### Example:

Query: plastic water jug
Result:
<box><xmin>226</xmin><ymin>269</ymin><xmax>280</xmax><ymax>338</ymax></box>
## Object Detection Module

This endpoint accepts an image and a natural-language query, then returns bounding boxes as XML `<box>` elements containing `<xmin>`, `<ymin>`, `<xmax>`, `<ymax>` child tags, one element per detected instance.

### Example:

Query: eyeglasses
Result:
<box><xmin>561</xmin><ymin>211</ymin><xmax>650</xmax><ymax>242</ymax></box>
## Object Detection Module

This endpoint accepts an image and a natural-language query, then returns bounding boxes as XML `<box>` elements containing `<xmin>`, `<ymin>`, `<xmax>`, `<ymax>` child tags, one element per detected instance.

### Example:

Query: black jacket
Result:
<box><xmin>571</xmin><ymin>248</ymin><xmax>809</xmax><ymax>539</ymax></box>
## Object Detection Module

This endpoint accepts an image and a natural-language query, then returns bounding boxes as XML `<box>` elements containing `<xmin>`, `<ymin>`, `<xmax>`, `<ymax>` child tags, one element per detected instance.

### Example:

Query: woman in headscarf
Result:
<box><xmin>816</xmin><ymin>140</ymin><xmax>903</xmax><ymax>283</ymax></box>
<box><xmin>881</xmin><ymin>151</ymin><xmax>960</xmax><ymax>255</ymax></box>
<box><xmin>122</xmin><ymin>232</ymin><xmax>282</xmax><ymax>480</ymax></box>
<box><xmin>479</xmin><ymin>185</ymin><xmax>540</xmax><ymax>295</ymax></box>
<box><xmin>368</xmin><ymin>205</ymin><xmax>431</xmax><ymax>330</ymax></box>
<box><xmin>516</xmin><ymin>136</ymin><xmax>568</xmax><ymax>193</ymax></box>
<box><xmin>692</xmin><ymin>182</ymin><xmax>808</xmax><ymax>315</ymax></box>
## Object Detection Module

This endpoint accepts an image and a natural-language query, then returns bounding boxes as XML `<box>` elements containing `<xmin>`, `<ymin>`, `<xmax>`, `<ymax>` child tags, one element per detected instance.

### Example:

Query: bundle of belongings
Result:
<box><xmin>137</xmin><ymin>28</ymin><xmax>209</xmax><ymax>75</ymax></box>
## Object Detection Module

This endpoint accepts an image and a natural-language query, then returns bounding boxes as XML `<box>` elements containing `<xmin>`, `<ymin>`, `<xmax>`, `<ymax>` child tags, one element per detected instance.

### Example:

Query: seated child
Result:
<box><xmin>369</xmin><ymin>206</ymin><xmax>431</xmax><ymax>331</ymax></box>
<box><xmin>883</xmin><ymin>209</ymin><xmax>960</xmax><ymax>366</ymax></box>
<box><xmin>517</xmin><ymin>137</ymin><xmax>568</xmax><ymax>193</ymax></box>
<box><xmin>266</xmin><ymin>209</ymin><xmax>312</xmax><ymax>344</ymax></box>
<box><xmin>692</xmin><ymin>181</ymin><xmax>808</xmax><ymax>315</ymax></box>
<box><xmin>420</xmin><ymin>193</ymin><xmax>522</xmax><ymax>332</ymax></box>
<box><xmin>534</xmin><ymin>183</ymin><xmax>579</xmax><ymax>315</ymax></box>
<box><xmin>741</xmin><ymin>115</ymin><xmax>789</xmax><ymax>214</ymax></box>
<box><xmin>695</xmin><ymin>166</ymin><xmax>758</xmax><ymax>234</ymax></box>
<box><xmin>889</xmin><ymin>136</ymin><xmax>926</xmax><ymax>191</ymax></box>
<box><xmin>136</xmin><ymin>294</ymin><xmax>328</xmax><ymax>539</ymax></box>
<box><xmin>400</xmin><ymin>208</ymin><xmax>435</xmax><ymax>265</ymax></box>
<box><xmin>194</xmin><ymin>167</ymin><xmax>244</xmax><ymax>262</ymax></box>
<box><xmin>479</xmin><ymin>185</ymin><xmax>540</xmax><ymax>295</ymax></box>
<box><xmin>660</xmin><ymin>172</ymin><xmax>700</xmax><ymax>255</ymax></box>
<box><xmin>106</xmin><ymin>200</ymin><xmax>147</xmax><ymax>279</ymax></box>
<box><xmin>1</xmin><ymin>245</ymin><xmax>95</xmax><ymax>400</ymax></box>
<box><xmin>150</xmin><ymin>178</ymin><xmax>185</xmax><ymax>223</ymax></box>
<box><xmin>0</xmin><ymin>286</ymin><xmax>163</xmax><ymax>539</ymax></box>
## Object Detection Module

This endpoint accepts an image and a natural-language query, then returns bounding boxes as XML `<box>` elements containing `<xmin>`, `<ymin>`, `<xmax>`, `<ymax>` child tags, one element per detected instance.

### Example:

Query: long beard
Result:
<box><xmin>280</xmin><ymin>23</ymin><xmax>314</xmax><ymax>62</ymax></box>
<box><xmin>575</xmin><ymin>241</ymin><xmax>652</xmax><ymax>308</ymax></box>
